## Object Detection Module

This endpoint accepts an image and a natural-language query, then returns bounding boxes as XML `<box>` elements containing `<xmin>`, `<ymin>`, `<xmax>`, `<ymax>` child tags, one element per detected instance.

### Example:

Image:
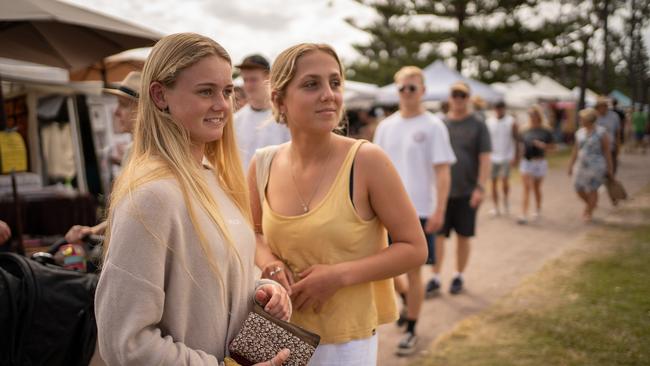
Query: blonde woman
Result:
<box><xmin>568</xmin><ymin>108</ymin><xmax>613</xmax><ymax>222</ymax></box>
<box><xmin>517</xmin><ymin>105</ymin><xmax>554</xmax><ymax>224</ymax></box>
<box><xmin>248</xmin><ymin>43</ymin><xmax>427</xmax><ymax>365</ymax></box>
<box><xmin>95</xmin><ymin>33</ymin><xmax>290</xmax><ymax>366</ymax></box>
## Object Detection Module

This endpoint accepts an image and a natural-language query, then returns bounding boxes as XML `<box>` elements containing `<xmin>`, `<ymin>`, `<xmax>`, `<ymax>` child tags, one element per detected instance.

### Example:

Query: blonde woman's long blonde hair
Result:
<box><xmin>103</xmin><ymin>32</ymin><xmax>250</xmax><ymax>291</ymax></box>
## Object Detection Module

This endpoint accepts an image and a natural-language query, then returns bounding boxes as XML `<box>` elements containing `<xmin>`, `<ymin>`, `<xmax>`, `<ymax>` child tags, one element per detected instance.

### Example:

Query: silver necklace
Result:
<box><xmin>289</xmin><ymin>143</ymin><xmax>333</xmax><ymax>213</ymax></box>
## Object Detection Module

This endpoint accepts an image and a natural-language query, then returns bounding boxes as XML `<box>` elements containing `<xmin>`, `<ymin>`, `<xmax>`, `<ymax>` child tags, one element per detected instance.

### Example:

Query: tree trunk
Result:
<box><xmin>628</xmin><ymin>0</ymin><xmax>638</xmax><ymax>105</ymax></box>
<box><xmin>455</xmin><ymin>2</ymin><xmax>467</xmax><ymax>72</ymax></box>
<box><xmin>601</xmin><ymin>0</ymin><xmax>610</xmax><ymax>93</ymax></box>
<box><xmin>579</xmin><ymin>37</ymin><xmax>590</xmax><ymax>111</ymax></box>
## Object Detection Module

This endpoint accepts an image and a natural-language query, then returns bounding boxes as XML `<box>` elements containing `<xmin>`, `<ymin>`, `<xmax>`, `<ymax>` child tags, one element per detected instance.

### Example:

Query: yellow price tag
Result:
<box><xmin>0</xmin><ymin>131</ymin><xmax>27</xmax><ymax>173</ymax></box>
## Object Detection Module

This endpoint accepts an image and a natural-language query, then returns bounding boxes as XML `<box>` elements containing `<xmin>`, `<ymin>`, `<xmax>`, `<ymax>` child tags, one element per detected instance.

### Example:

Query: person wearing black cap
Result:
<box><xmin>64</xmin><ymin>71</ymin><xmax>141</xmax><ymax>244</ymax></box>
<box><xmin>234</xmin><ymin>54</ymin><xmax>290</xmax><ymax>170</ymax></box>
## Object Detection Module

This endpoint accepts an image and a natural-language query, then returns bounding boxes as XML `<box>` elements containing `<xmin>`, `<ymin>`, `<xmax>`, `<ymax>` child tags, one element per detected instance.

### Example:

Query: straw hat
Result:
<box><xmin>595</xmin><ymin>96</ymin><xmax>610</xmax><ymax>107</ymax></box>
<box><xmin>450</xmin><ymin>81</ymin><xmax>470</xmax><ymax>95</ymax></box>
<box><xmin>103</xmin><ymin>71</ymin><xmax>141</xmax><ymax>100</ymax></box>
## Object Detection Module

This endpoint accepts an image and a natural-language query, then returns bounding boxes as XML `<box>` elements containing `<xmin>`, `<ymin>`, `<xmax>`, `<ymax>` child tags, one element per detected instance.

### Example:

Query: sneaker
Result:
<box><xmin>396</xmin><ymin>310</ymin><xmax>407</xmax><ymax>327</ymax></box>
<box><xmin>396</xmin><ymin>332</ymin><xmax>418</xmax><ymax>356</ymax></box>
<box><xmin>425</xmin><ymin>278</ymin><xmax>441</xmax><ymax>298</ymax></box>
<box><xmin>488</xmin><ymin>208</ymin><xmax>501</xmax><ymax>217</ymax></box>
<box><xmin>532</xmin><ymin>211</ymin><xmax>541</xmax><ymax>221</ymax></box>
<box><xmin>449</xmin><ymin>276</ymin><xmax>463</xmax><ymax>295</ymax></box>
<box><xmin>516</xmin><ymin>216</ymin><xmax>528</xmax><ymax>225</ymax></box>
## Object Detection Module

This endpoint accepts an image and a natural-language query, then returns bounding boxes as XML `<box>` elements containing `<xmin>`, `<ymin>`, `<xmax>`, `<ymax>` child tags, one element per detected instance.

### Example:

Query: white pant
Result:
<box><xmin>308</xmin><ymin>333</ymin><xmax>378</xmax><ymax>366</ymax></box>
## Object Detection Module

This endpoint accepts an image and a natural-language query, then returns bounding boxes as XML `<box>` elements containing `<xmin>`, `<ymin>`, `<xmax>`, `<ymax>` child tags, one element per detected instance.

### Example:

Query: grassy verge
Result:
<box><xmin>415</xmin><ymin>201</ymin><xmax>650</xmax><ymax>366</ymax></box>
<box><xmin>546</xmin><ymin>146</ymin><xmax>572</xmax><ymax>168</ymax></box>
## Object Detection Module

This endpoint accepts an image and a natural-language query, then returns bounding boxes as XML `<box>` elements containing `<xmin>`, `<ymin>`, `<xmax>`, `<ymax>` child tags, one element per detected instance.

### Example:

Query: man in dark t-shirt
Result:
<box><xmin>426</xmin><ymin>81</ymin><xmax>491</xmax><ymax>296</ymax></box>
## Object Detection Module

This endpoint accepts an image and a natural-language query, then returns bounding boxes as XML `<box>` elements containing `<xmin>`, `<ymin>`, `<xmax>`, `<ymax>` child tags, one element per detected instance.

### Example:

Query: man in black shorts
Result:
<box><xmin>427</xmin><ymin>82</ymin><xmax>491</xmax><ymax>295</ymax></box>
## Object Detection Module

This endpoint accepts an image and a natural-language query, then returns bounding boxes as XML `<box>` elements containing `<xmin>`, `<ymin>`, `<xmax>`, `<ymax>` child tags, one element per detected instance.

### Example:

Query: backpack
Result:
<box><xmin>0</xmin><ymin>253</ymin><xmax>98</xmax><ymax>366</ymax></box>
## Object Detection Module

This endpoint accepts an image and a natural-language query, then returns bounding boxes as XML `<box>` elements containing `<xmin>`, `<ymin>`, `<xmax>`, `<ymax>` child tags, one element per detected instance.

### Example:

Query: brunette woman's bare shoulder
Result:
<box><xmin>354</xmin><ymin>141</ymin><xmax>392</xmax><ymax>171</ymax></box>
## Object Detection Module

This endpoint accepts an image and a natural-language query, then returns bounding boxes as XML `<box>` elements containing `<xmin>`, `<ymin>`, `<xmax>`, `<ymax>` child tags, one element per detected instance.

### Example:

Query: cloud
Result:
<box><xmin>62</xmin><ymin>0</ymin><xmax>375</xmax><ymax>63</ymax></box>
<box><xmin>199</xmin><ymin>1</ymin><xmax>293</xmax><ymax>31</ymax></box>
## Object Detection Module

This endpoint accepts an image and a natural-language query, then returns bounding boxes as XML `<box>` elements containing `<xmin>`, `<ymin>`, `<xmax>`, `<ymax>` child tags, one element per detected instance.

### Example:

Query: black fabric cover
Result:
<box><xmin>0</xmin><ymin>253</ymin><xmax>98</xmax><ymax>366</ymax></box>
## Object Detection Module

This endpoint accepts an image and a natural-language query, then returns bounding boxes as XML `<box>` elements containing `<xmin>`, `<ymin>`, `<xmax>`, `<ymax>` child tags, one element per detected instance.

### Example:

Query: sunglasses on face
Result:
<box><xmin>451</xmin><ymin>91</ymin><xmax>468</xmax><ymax>99</ymax></box>
<box><xmin>398</xmin><ymin>84</ymin><xmax>418</xmax><ymax>93</ymax></box>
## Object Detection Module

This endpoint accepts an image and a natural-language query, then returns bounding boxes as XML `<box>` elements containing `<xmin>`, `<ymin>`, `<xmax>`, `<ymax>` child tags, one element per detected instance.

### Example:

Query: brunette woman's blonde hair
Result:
<box><xmin>103</xmin><ymin>32</ymin><xmax>249</xmax><ymax>292</ymax></box>
<box><xmin>269</xmin><ymin>43</ymin><xmax>345</xmax><ymax>125</ymax></box>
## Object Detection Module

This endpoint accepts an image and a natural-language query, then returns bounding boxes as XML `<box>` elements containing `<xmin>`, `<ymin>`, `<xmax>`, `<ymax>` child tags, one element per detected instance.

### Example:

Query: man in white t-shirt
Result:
<box><xmin>234</xmin><ymin>54</ymin><xmax>290</xmax><ymax>170</ymax></box>
<box><xmin>374</xmin><ymin>66</ymin><xmax>456</xmax><ymax>356</ymax></box>
<box><xmin>486</xmin><ymin>101</ymin><xmax>519</xmax><ymax>216</ymax></box>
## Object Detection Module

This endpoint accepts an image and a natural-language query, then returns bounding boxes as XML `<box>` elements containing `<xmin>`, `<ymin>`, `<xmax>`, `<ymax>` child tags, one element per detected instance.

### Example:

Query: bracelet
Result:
<box><xmin>269</xmin><ymin>266</ymin><xmax>283</xmax><ymax>277</ymax></box>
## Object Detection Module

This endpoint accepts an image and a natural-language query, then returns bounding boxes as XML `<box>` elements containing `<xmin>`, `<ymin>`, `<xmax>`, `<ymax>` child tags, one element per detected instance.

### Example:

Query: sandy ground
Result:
<box><xmin>377</xmin><ymin>151</ymin><xmax>650</xmax><ymax>366</ymax></box>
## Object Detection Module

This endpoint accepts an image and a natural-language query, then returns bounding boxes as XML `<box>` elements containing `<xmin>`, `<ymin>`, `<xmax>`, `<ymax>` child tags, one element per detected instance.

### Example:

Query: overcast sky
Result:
<box><xmin>65</xmin><ymin>0</ymin><xmax>650</xmax><ymax>72</ymax></box>
<box><xmin>64</xmin><ymin>0</ymin><xmax>376</xmax><ymax>65</ymax></box>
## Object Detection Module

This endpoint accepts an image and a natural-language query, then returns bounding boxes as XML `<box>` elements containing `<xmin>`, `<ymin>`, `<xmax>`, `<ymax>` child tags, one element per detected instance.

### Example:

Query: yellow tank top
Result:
<box><xmin>259</xmin><ymin>140</ymin><xmax>398</xmax><ymax>344</ymax></box>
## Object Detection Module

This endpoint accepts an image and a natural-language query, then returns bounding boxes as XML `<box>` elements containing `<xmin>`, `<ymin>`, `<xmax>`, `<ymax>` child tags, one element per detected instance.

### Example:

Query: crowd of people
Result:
<box><xmin>1</xmin><ymin>30</ymin><xmax>641</xmax><ymax>366</ymax></box>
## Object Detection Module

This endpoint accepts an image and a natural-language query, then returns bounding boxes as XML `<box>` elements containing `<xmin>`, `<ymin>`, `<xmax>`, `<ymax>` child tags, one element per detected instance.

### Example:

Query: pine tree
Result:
<box><xmin>345</xmin><ymin>0</ymin><xmax>440</xmax><ymax>85</ymax></box>
<box><xmin>346</xmin><ymin>0</ymin><xmax>582</xmax><ymax>84</ymax></box>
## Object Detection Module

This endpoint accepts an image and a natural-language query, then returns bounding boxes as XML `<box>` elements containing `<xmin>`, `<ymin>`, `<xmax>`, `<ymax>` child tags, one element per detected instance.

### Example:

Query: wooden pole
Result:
<box><xmin>11</xmin><ymin>171</ymin><xmax>25</xmax><ymax>256</ymax></box>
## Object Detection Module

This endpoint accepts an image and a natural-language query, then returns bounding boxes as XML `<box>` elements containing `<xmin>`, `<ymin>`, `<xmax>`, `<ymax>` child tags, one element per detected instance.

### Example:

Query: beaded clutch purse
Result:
<box><xmin>229</xmin><ymin>302</ymin><xmax>320</xmax><ymax>366</ymax></box>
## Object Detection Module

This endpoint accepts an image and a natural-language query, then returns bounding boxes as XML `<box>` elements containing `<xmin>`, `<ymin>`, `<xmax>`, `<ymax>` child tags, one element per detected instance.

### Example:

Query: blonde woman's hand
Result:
<box><xmin>261</xmin><ymin>260</ymin><xmax>295</xmax><ymax>295</ymax></box>
<box><xmin>252</xmin><ymin>349</ymin><xmax>290</xmax><ymax>366</ymax></box>
<box><xmin>255</xmin><ymin>283</ymin><xmax>292</xmax><ymax>321</ymax></box>
<box><xmin>290</xmin><ymin>264</ymin><xmax>344</xmax><ymax>314</ymax></box>
<box><xmin>0</xmin><ymin>220</ymin><xmax>11</xmax><ymax>244</ymax></box>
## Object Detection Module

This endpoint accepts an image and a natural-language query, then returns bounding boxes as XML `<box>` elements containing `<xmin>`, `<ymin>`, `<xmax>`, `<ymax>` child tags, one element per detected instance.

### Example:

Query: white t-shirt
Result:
<box><xmin>374</xmin><ymin>111</ymin><xmax>456</xmax><ymax>217</ymax></box>
<box><xmin>234</xmin><ymin>105</ymin><xmax>290</xmax><ymax>170</ymax></box>
<box><xmin>487</xmin><ymin>114</ymin><xmax>516</xmax><ymax>163</ymax></box>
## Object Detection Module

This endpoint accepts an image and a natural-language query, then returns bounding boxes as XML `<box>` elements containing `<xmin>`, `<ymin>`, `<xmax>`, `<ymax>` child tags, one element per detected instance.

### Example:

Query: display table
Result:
<box><xmin>0</xmin><ymin>189</ymin><xmax>98</xmax><ymax>236</ymax></box>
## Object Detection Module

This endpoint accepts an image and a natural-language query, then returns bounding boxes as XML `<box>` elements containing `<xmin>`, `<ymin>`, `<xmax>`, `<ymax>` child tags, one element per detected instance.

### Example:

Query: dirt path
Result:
<box><xmin>377</xmin><ymin>151</ymin><xmax>650</xmax><ymax>365</ymax></box>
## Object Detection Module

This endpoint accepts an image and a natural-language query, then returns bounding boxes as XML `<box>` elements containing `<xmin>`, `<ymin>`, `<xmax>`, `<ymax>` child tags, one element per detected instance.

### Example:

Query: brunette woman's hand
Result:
<box><xmin>255</xmin><ymin>283</ymin><xmax>292</xmax><ymax>321</ymax></box>
<box><xmin>252</xmin><ymin>349</ymin><xmax>290</xmax><ymax>366</ymax></box>
<box><xmin>261</xmin><ymin>260</ymin><xmax>295</xmax><ymax>295</ymax></box>
<box><xmin>290</xmin><ymin>264</ymin><xmax>344</xmax><ymax>314</ymax></box>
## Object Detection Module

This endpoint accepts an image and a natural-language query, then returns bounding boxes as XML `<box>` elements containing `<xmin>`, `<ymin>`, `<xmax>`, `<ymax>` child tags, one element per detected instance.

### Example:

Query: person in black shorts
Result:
<box><xmin>427</xmin><ymin>81</ymin><xmax>491</xmax><ymax>296</ymax></box>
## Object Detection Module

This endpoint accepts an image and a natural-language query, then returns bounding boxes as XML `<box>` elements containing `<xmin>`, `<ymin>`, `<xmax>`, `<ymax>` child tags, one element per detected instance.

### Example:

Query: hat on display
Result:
<box><xmin>104</xmin><ymin>71</ymin><xmax>141</xmax><ymax>100</ymax></box>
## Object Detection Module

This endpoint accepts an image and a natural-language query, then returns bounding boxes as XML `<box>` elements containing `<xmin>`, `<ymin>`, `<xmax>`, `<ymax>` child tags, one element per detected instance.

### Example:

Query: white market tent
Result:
<box><xmin>491</xmin><ymin>80</ymin><xmax>539</xmax><ymax>108</ymax></box>
<box><xmin>376</xmin><ymin>60</ymin><xmax>503</xmax><ymax>105</ymax></box>
<box><xmin>571</xmin><ymin>87</ymin><xmax>599</xmax><ymax>106</ymax></box>
<box><xmin>532</xmin><ymin>76</ymin><xmax>574</xmax><ymax>101</ymax></box>
<box><xmin>344</xmin><ymin>80</ymin><xmax>379</xmax><ymax>109</ymax></box>
<box><xmin>491</xmin><ymin>76</ymin><xmax>576</xmax><ymax>109</ymax></box>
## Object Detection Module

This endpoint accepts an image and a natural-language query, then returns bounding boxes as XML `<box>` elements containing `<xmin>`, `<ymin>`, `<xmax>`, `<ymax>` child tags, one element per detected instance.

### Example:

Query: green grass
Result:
<box><xmin>416</xmin><ymin>209</ymin><xmax>650</xmax><ymax>366</ymax></box>
<box><xmin>546</xmin><ymin>146</ymin><xmax>573</xmax><ymax>168</ymax></box>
